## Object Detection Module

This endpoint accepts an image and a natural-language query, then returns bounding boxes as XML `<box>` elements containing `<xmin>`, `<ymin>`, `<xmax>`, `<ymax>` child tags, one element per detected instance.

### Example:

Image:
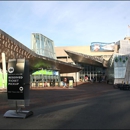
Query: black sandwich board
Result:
<box><xmin>7</xmin><ymin>59</ymin><xmax>29</xmax><ymax>100</ymax></box>
<box><xmin>4</xmin><ymin>59</ymin><xmax>33</xmax><ymax>118</ymax></box>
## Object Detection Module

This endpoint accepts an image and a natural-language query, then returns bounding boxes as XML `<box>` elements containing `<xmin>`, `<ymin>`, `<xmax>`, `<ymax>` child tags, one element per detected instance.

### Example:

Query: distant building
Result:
<box><xmin>54</xmin><ymin>38</ymin><xmax>130</xmax><ymax>83</ymax></box>
<box><xmin>106</xmin><ymin>37</ymin><xmax>130</xmax><ymax>84</ymax></box>
<box><xmin>55</xmin><ymin>45</ymin><xmax>115</xmax><ymax>82</ymax></box>
<box><xmin>0</xmin><ymin>29</ymin><xmax>82</xmax><ymax>89</ymax></box>
<box><xmin>2</xmin><ymin>28</ymin><xmax>130</xmax><ymax>85</ymax></box>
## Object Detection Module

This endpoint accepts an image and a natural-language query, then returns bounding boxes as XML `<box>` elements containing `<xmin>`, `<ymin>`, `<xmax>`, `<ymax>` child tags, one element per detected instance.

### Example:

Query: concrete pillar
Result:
<box><xmin>2</xmin><ymin>53</ymin><xmax>7</xmax><ymax>89</ymax></box>
<box><xmin>75</xmin><ymin>72</ymin><xmax>79</xmax><ymax>82</ymax></box>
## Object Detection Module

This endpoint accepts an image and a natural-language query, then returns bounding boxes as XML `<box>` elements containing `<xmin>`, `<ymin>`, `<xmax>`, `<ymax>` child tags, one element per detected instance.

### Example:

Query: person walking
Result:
<box><xmin>63</xmin><ymin>78</ymin><xmax>67</xmax><ymax>88</ymax></box>
<box><xmin>52</xmin><ymin>79</ymin><xmax>55</xmax><ymax>87</ymax></box>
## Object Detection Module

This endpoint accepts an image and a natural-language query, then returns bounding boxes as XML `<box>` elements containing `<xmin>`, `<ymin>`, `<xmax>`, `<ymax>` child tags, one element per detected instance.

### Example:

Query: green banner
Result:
<box><xmin>4</xmin><ymin>73</ymin><xmax>7</xmax><ymax>87</ymax></box>
<box><xmin>0</xmin><ymin>73</ymin><xmax>2</xmax><ymax>88</ymax></box>
<box><xmin>0</xmin><ymin>73</ymin><xmax>7</xmax><ymax>89</ymax></box>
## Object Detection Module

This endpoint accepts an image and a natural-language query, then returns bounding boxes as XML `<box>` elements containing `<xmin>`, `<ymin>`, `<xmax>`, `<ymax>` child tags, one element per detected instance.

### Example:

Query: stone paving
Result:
<box><xmin>0</xmin><ymin>81</ymin><xmax>114</xmax><ymax>115</ymax></box>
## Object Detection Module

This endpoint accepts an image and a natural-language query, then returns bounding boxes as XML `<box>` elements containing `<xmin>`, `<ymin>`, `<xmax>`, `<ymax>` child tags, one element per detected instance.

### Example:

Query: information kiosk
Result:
<box><xmin>4</xmin><ymin>59</ymin><xmax>33</xmax><ymax>118</ymax></box>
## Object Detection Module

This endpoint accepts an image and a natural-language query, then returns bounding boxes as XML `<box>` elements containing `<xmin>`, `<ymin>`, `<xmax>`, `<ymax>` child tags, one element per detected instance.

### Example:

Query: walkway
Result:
<box><xmin>1</xmin><ymin>82</ymin><xmax>127</xmax><ymax>129</ymax></box>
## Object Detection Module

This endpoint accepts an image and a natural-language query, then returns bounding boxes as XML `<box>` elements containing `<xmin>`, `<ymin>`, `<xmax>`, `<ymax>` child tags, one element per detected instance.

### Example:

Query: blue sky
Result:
<box><xmin>0</xmin><ymin>1</ymin><xmax>130</xmax><ymax>48</ymax></box>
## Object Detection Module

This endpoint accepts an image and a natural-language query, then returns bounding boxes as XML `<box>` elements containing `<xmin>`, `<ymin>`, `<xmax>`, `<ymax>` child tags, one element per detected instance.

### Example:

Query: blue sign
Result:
<box><xmin>90</xmin><ymin>42</ymin><xmax>115</xmax><ymax>52</ymax></box>
<box><xmin>53</xmin><ymin>71</ymin><xmax>59</xmax><ymax>76</ymax></box>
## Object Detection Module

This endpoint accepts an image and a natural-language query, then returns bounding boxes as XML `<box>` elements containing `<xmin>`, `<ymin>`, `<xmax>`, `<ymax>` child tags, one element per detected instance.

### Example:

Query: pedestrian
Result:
<box><xmin>63</xmin><ymin>78</ymin><xmax>67</xmax><ymax>88</ymax></box>
<box><xmin>99</xmin><ymin>76</ymin><xmax>102</xmax><ymax>83</ymax></box>
<box><xmin>84</xmin><ymin>75</ymin><xmax>88</xmax><ymax>82</ymax></box>
<box><xmin>93</xmin><ymin>77</ymin><xmax>96</xmax><ymax>82</ymax></box>
<box><xmin>53</xmin><ymin>79</ymin><xmax>55</xmax><ymax>87</ymax></box>
<box><xmin>91</xmin><ymin>77</ymin><xmax>93</xmax><ymax>82</ymax></box>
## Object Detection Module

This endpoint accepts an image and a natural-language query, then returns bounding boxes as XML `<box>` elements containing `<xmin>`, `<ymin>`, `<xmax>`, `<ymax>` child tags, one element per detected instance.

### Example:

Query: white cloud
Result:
<box><xmin>30</xmin><ymin>1</ymin><xmax>56</xmax><ymax>19</ymax></box>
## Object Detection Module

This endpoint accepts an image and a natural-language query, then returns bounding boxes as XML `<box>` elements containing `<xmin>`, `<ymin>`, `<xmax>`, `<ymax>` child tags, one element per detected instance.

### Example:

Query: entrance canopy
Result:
<box><xmin>28</xmin><ymin>56</ymin><xmax>82</xmax><ymax>73</ymax></box>
<box><xmin>65</xmin><ymin>50</ymin><xmax>104</xmax><ymax>67</ymax></box>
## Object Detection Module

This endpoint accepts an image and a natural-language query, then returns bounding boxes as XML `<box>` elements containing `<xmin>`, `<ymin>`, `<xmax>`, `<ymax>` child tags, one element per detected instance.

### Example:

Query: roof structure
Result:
<box><xmin>0</xmin><ymin>29</ymin><xmax>82</xmax><ymax>73</ymax></box>
<box><xmin>64</xmin><ymin>50</ymin><xmax>108</xmax><ymax>67</ymax></box>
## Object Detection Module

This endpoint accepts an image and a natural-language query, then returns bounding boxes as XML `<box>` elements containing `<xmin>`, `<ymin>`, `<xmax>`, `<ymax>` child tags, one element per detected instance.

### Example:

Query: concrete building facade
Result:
<box><xmin>106</xmin><ymin>37</ymin><xmax>130</xmax><ymax>84</ymax></box>
<box><xmin>54</xmin><ymin>42</ymin><xmax>120</xmax><ymax>82</ymax></box>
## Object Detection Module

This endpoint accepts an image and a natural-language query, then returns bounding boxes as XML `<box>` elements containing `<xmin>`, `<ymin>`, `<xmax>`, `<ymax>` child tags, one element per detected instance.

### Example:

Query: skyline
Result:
<box><xmin>0</xmin><ymin>1</ymin><xmax>130</xmax><ymax>48</ymax></box>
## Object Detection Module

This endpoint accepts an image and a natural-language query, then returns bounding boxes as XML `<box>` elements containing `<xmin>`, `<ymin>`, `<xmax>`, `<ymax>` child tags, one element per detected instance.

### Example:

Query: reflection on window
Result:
<box><xmin>31</xmin><ymin>33</ymin><xmax>57</xmax><ymax>59</ymax></box>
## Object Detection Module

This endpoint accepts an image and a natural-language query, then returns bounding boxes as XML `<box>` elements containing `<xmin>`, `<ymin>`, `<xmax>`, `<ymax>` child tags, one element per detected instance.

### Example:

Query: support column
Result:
<box><xmin>76</xmin><ymin>72</ymin><xmax>79</xmax><ymax>82</ymax></box>
<box><xmin>2</xmin><ymin>53</ymin><xmax>7</xmax><ymax>90</ymax></box>
<box><xmin>75</xmin><ymin>72</ymin><xmax>79</xmax><ymax>86</ymax></box>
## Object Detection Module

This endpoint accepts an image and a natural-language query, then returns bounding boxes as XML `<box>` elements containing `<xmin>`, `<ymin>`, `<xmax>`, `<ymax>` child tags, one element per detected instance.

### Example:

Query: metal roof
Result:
<box><xmin>64</xmin><ymin>50</ymin><xmax>106</xmax><ymax>67</ymax></box>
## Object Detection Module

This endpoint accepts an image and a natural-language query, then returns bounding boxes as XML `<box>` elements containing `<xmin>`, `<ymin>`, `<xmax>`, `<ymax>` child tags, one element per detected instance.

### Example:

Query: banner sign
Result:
<box><xmin>7</xmin><ymin>59</ymin><xmax>25</xmax><ymax>100</ymax></box>
<box><xmin>90</xmin><ymin>42</ymin><xmax>115</xmax><ymax>52</ymax></box>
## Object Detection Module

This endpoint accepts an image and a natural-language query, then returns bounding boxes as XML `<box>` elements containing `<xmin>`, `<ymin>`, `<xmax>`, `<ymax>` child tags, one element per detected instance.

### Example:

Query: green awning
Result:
<box><xmin>32</xmin><ymin>69</ymin><xmax>53</xmax><ymax>75</ymax></box>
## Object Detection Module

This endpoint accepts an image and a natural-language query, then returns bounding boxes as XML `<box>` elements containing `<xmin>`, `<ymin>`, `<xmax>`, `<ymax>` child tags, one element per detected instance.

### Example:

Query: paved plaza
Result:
<box><xmin>0</xmin><ymin>82</ymin><xmax>130</xmax><ymax>129</ymax></box>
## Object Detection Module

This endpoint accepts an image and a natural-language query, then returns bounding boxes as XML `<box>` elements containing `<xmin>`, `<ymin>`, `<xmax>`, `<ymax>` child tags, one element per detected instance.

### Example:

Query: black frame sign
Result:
<box><xmin>7</xmin><ymin>59</ymin><xmax>27</xmax><ymax>100</ymax></box>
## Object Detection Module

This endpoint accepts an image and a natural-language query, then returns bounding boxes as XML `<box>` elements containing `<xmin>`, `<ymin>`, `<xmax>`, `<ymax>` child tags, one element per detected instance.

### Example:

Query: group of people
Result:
<box><xmin>35</xmin><ymin>77</ymin><xmax>68</xmax><ymax>88</ymax></box>
<box><xmin>43</xmin><ymin>79</ymin><xmax>55</xmax><ymax>87</ymax></box>
<box><xmin>80</xmin><ymin>75</ymin><xmax>106</xmax><ymax>83</ymax></box>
